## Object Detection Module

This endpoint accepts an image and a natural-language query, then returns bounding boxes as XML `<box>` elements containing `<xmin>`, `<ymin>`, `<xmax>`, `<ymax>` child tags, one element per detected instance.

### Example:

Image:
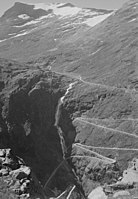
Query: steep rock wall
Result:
<box><xmin>0</xmin><ymin>68</ymin><xmax>82</xmax><ymax>198</ymax></box>
<box><xmin>1</xmin><ymin>64</ymin><xmax>138</xmax><ymax>198</ymax></box>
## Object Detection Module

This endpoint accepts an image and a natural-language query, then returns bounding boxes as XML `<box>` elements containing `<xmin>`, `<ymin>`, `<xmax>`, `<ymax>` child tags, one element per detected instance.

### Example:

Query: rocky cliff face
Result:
<box><xmin>0</xmin><ymin>57</ymin><xmax>138</xmax><ymax>198</ymax></box>
<box><xmin>0</xmin><ymin>63</ymin><xmax>85</xmax><ymax>198</ymax></box>
<box><xmin>0</xmin><ymin>0</ymin><xmax>138</xmax><ymax>198</ymax></box>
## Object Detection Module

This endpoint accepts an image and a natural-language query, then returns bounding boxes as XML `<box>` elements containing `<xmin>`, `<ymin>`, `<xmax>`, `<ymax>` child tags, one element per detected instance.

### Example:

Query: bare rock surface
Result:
<box><xmin>0</xmin><ymin>0</ymin><xmax>138</xmax><ymax>199</ymax></box>
<box><xmin>0</xmin><ymin>148</ymin><xmax>45</xmax><ymax>198</ymax></box>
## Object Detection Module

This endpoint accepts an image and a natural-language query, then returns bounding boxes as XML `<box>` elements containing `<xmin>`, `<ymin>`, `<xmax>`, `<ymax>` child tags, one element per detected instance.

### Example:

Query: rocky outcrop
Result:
<box><xmin>0</xmin><ymin>63</ymin><xmax>85</xmax><ymax>198</ymax></box>
<box><xmin>0</xmin><ymin>148</ymin><xmax>45</xmax><ymax>198</ymax></box>
<box><xmin>87</xmin><ymin>158</ymin><xmax>138</xmax><ymax>199</ymax></box>
<box><xmin>0</xmin><ymin>0</ymin><xmax>138</xmax><ymax>198</ymax></box>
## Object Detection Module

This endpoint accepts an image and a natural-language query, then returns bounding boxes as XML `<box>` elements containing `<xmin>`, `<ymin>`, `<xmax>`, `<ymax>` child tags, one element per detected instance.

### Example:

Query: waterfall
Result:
<box><xmin>54</xmin><ymin>81</ymin><xmax>77</xmax><ymax>159</ymax></box>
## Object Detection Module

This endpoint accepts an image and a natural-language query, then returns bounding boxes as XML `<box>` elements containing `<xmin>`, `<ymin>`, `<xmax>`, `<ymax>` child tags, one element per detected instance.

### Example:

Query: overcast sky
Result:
<box><xmin>0</xmin><ymin>0</ymin><xmax>128</xmax><ymax>17</ymax></box>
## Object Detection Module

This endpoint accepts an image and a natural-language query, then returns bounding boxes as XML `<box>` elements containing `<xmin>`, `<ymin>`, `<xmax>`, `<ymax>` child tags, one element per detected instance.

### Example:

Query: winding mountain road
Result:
<box><xmin>50</xmin><ymin>69</ymin><xmax>137</xmax><ymax>93</ymax></box>
<box><xmin>80</xmin><ymin>117</ymin><xmax>138</xmax><ymax>122</ymax></box>
<box><xmin>75</xmin><ymin>117</ymin><xmax>138</xmax><ymax>139</ymax></box>
<box><xmin>73</xmin><ymin>143</ymin><xmax>116</xmax><ymax>163</ymax></box>
<box><xmin>74</xmin><ymin>143</ymin><xmax>138</xmax><ymax>152</ymax></box>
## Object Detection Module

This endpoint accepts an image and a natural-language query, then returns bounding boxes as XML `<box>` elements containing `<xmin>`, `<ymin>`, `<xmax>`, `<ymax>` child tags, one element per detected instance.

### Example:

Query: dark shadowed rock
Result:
<box><xmin>1</xmin><ymin>2</ymin><xmax>50</xmax><ymax>20</ymax></box>
<box><xmin>0</xmin><ymin>148</ymin><xmax>45</xmax><ymax>198</ymax></box>
<box><xmin>0</xmin><ymin>0</ymin><xmax>138</xmax><ymax>198</ymax></box>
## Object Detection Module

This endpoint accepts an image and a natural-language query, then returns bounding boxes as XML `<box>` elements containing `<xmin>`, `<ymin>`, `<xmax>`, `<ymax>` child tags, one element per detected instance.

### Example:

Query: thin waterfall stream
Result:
<box><xmin>43</xmin><ymin>75</ymin><xmax>86</xmax><ymax>198</ymax></box>
<box><xmin>54</xmin><ymin>81</ymin><xmax>77</xmax><ymax>159</ymax></box>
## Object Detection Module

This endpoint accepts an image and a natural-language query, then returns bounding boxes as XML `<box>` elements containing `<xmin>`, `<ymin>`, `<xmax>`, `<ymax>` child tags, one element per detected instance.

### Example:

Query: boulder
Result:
<box><xmin>88</xmin><ymin>187</ymin><xmax>108</xmax><ymax>199</ymax></box>
<box><xmin>10</xmin><ymin>166</ymin><xmax>31</xmax><ymax>180</ymax></box>
<box><xmin>0</xmin><ymin>149</ymin><xmax>6</xmax><ymax>157</ymax></box>
<box><xmin>0</xmin><ymin>168</ymin><xmax>9</xmax><ymax>176</ymax></box>
<box><xmin>3</xmin><ymin>156</ymin><xmax>19</xmax><ymax>170</ymax></box>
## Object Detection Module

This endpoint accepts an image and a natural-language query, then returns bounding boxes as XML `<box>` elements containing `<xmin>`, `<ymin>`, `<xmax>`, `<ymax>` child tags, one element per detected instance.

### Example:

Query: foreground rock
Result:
<box><xmin>88</xmin><ymin>187</ymin><xmax>107</xmax><ymax>199</ymax></box>
<box><xmin>0</xmin><ymin>148</ymin><xmax>45</xmax><ymax>198</ymax></box>
<box><xmin>0</xmin><ymin>0</ymin><xmax>138</xmax><ymax>198</ymax></box>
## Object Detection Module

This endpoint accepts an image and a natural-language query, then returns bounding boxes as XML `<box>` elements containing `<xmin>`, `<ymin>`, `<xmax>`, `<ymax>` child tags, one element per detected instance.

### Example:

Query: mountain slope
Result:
<box><xmin>0</xmin><ymin>0</ymin><xmax>138</xmax><ymax>199</ymax></box>
<box><xmin>0</xmin><ymin>0</ymin><xmax>137</xmax><ymax>89</ymax></box>
<box><xmin>0</xmin><ymin>2</ymin><xmax>113</xmax><ymax>60</ymax></box>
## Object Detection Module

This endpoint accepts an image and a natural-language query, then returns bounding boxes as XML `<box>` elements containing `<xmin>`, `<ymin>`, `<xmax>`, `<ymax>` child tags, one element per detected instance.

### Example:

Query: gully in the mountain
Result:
<box><xmin>54</xmin><ymin>81</ymin><xmax>77</xmax><ymax>159</ymax></box>
<box><xmin>2</xmin><ymin>70</ymin><xmax>82</xmax><ymax>195</ymax></box>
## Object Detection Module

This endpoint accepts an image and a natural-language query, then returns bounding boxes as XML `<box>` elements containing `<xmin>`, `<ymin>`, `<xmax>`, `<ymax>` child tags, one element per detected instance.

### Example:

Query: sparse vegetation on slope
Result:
<box><xmin>0</xmin><ymin>0</ymin><xmax>138</xmax><ymax>198</ymax></box>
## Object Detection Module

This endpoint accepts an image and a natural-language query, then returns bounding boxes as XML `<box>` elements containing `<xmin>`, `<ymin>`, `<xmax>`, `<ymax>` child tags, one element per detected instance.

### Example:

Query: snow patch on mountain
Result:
<box><xmin>8</xmin><ymin>33</ymin><xmax>16</xmax><ymax>36</ymax></box>
<box><xmin>14</xmin><ymin>20</ymin><xmax>40</xmax><ymax>27</ymax></box>
<box><xmin>0</xmin><ymin>27</ymin><xmax>38</xmax><ymax>43</ymax></box>
<box><xmin>18</xmin><ymin>14</ymin><xmax>30</xmax><ymax>20</ymax></box>
<box><xmin>14</xmin><ymin>14</ymin><xmax>53</xmax><ymax>27</ymax></box>
<box><xmin>13</xmin><ymin>31</ymin><xmax>29</xmax><ymax>38</ymax></box>
<box><xmin>39</xmin><ymin>14</ymin><xmax>53</xmax><ymax>20</ymax></box>
<box><xmin>54</xmin><ymin>6</ymin><xmax>81</xmax><ymax>17</ymax></box>
<box><xmin>128</xmin><ymin>18</ymin><xmax>137</xmax><ymax>22</ymax></box>
<box><xmin>33</xmin><ymin>3</ymin><xmax>82</xmax><ymax>17</ymax></box>
<box><xmin>84</xmin><ymin>13</ymin><xmax>112</xmax><ymax>27</ymax></box>
<box><xmin>80</xmin><ymin>10</ymin><xmax>99</xmax><ymax>17</ymax></box>
<box><xmin>13</xmin><ymin>28</ymin><xmax>37</xmax><ymax>38</ymax></box>
<box><xmin>0</xmin><ymin>39</ymin><xmax>8</xmax><ymax>43</ymax></box>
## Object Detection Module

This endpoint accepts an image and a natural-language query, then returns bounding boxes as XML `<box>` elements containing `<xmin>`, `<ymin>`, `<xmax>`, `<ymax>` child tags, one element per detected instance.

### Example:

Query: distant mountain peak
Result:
<box><xmin>57</xmin><ymin>3</ymin><xmax>75</xmax><ymax>8</ymax></box>
<box><xmin>1</xmin><ymin>1</ymin><xmax>114</xmax><ymax>21</ymax></box>
<box><xmin>0</xmin><ymin>1</ymin><xmax>114</xmax><ymax>43</ymax></box>
<box><xmin>1</xmin><ymin>1</ymin><xmax>51</xmax><ymax>20</ymax></box>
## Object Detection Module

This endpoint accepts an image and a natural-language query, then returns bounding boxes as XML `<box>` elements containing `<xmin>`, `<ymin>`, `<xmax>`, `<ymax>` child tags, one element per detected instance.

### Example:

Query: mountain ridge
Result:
<box><xmin>1</xmin><ymin>1</ymin><xmax>113</xmax><ymax>19</ymax></box>
<box><xmin>0</xmin><ymin>0</ymin><xmax>138</xmax><ymax>198</ymax></box>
